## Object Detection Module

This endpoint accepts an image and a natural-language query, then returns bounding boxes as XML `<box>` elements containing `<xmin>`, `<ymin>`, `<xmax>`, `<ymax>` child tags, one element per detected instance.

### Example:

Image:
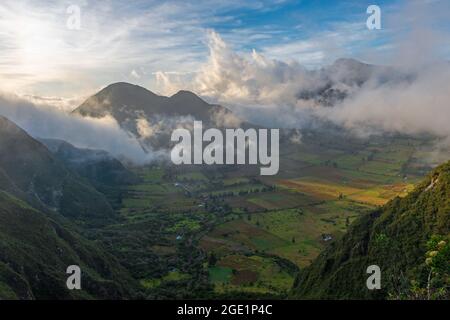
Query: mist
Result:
<box><xmin>155</xmin><ymin>13</ymin><xmax>450</xmax><ymax>144</ymax></box>
<box><xmin>0</xmin><ymin>92</ymin><xmax>161</xmax><ymax>164</ymax></box>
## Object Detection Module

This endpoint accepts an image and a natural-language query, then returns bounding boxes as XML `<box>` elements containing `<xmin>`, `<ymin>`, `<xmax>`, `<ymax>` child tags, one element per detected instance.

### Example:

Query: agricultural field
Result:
<box><xmin>210</xmin><ymin>255</ymin><xmax>294</xmax><ymax>295</ymax></box>
<box><xmin>98</xmin><ymin>133</ymin><xmax>433</xmax><ymax>297</ymax></box>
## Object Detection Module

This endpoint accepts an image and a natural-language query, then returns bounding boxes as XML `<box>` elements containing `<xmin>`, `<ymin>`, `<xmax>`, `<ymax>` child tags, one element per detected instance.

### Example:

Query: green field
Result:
<box><xmin>103</xmin><ymin>133</ymin><xmax>434</xmax><ymax>297</ymax></box>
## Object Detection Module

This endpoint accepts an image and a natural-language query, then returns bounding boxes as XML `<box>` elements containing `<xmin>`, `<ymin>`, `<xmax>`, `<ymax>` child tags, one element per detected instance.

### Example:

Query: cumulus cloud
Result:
<box><xmin>157</xmin><ymin>30</ymin><xmax>322</xmax><ymax>106</ymax></box>
<box><xmin>0</xmin><ymin>92</ymin><xmax>161</xmax><ymax>163</ymax></box>
<box><xmin>136</xmin><ymin>115</ymin><xmax>195</xmax><ymax>138</ymax></box>
<box><xmin>22</xmin><ymin>94</ymin><xmax>86</xmax><ymax>112</ymax></box>
<box><xmin>210</xmin><ymin>107</ymin><xmax>242</xmax><ymax>128</ymax></box>
<box><xmin>156</xmin><ymin>23</ymin><xmax>450</xmax><ymax>145</ymax></box>
<box><xmin>134</xmin><ymin>114</ymin><xmax>196</xmax><ymax>151</ymax></box>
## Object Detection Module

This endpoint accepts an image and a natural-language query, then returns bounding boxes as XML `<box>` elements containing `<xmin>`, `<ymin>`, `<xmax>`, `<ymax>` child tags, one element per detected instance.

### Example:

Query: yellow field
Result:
<box><xmin>277</xmin><ymin>178</ymin><xmax>414</xmax><ymax>206</ymax></box>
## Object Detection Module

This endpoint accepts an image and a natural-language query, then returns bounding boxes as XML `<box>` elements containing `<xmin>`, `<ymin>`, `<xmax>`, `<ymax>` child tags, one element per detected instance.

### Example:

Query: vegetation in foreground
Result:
<box><xmin>0</xmin><ymin>114</ymin><xmax>448</xmax><ymax>299</ymax></box>
<box><xmin>292</xmin><ymin>161</ymin><xmax>450</xmax><ymax>299</ymax></box>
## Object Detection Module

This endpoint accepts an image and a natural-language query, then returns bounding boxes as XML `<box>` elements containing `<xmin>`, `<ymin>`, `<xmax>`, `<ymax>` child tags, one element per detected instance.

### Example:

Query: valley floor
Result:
<box><xmin>94</xmin><ymin>134</ymin><xmax>438</xmax><ymax>298</ymax></box>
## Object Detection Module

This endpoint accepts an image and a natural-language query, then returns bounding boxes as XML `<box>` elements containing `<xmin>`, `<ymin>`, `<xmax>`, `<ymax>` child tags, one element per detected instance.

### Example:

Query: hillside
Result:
<box><xmin>0</xmin><ymin>116</ymin><xmax>115</xmax><ymax>225</ymax></box>
<box><xmin>292</xmin><ymin>161</ymin><xmax>450</xmax><ymax>299</ymax></box>
<box><xmin>39</xmin><ymin>138</ymin><xmax>139</xmax><ymax>188</ymax></box>
<box><xmin>73</xmin><ymin>83</ymin><xmax>244</xmax><ymax>138</ymax></box>
<box><xmin>0</xmin><ymin>190</ymin><xmax>138</xmax><ymax>299</ymax></box>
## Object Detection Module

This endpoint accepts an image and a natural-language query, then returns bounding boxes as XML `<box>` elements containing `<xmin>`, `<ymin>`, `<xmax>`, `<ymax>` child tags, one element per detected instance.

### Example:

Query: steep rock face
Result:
<box><xmin>0</xmin><ymin>116</ymin><xmax>114</xmax><ymax>224</ymax></box>
<box><xmin>292</xmin><ymin>161</ymin><xmax>450</xmax><ymax>299</ymax></box>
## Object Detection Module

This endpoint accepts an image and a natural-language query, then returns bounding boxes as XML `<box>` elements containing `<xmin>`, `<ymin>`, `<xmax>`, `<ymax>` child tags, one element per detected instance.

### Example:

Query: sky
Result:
<box><xmin>0</xmin><ymin>0</ymin><xmax>449</xmax><ymax>164</ymax></box>
<box><xmin>0</xmin><ymin>0</ymin><xmax>449</xmax><ymax>107</ymax></box>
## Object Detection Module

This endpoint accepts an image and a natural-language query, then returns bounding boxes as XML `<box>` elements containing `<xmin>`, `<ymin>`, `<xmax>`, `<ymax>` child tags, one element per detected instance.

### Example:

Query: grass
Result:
<box><xmin>177</xmin><ymin>172</ymin><xmax>208</xmax><ymax>181</ymax></box>
<box><xmin>358</xmin><ymin>160</ymin><xmax>404</xmax><ymax>176</ymax></box>
<box><xmin>213</xmin><ymin>254</ymin><xmax>294</xmax><ymax>294</ymax></box>
<box><xmin>206</xmin><ymin>184</ymin><xmax>266</xmax><ymax>197</ymax></box>
<box><xmin>114</xmin><ymin>134</ymin><xmax>429</xmax><ymax>296</ymax></box>
<box><xmin>166</xmin><ymin>218</ymin><xmax>201</xmax><ymax>233</ymax></box>
<box><xmin>223</xmin><ymin>177</ymin><xmax>251</xmax><ymax>186</ymax></box>
<box><xmin>140</xmin><ymin>167</ymin><xmax>165</xmax><ymax>183</ymax></box>
<box><xmin>209</xmin><ymin>266</ymin><xmax>233</xmax><ymax>284</ymax></box>
<box><xmin>277</xmin><ymin>178</ymin><xmax>363</xmax><ymax>200</ymax></box>
<box><xmin>140</xmin><ymin>270</ymin><xmax>191</xmax><ymax>289</ymax></box>
<box><xmin>247</xmin><ymin>191</ymin><xmax>311</xmax><ymax>210</ymax></box>
<box><xmin>204</xmin><ymin>219</ymin><xmax>288</xmax><ymax>254</ymax></box>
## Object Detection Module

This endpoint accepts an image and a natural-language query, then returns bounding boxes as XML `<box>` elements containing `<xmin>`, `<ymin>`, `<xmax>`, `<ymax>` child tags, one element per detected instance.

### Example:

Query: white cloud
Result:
<box><xmin>0</xmin><ymin>92</ymin><xmax>160</xmax><ymax>163</ymax></box>
<box><xmin>156</xmin><ymin>31</ymin><xmax>322</xmax><ymax>107</ymax></box>
<box><xmin>156</xmin><ymin>28</ymin><xmax>450</xmax><ymax>144</ymax></box>
<box><xmin>0</xmin><ymin>0</ymin><xmax>290</xmax><ymax>97</ymax></box>
<box><xmin>319</xmin><ymin>63</ymin><xmax>450</xmax><ymax>139</ymax></box>
<box><xmin>130</xmin><ymin>69</ymin><xmax>141</xmax><ymax>79</ymax></box>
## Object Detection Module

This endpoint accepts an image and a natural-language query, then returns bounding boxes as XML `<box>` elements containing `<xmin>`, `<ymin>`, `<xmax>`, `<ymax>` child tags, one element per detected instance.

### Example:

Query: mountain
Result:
<box><xmin>39</xmin><ymin>138</ymin><xmax>139</xmax><ymax>188</ymax></box>
<box><xmin>75</xmin><ymin>82</ymin><xmax>240</xmax><ymax>120</ymax></box>
<box><xmin>326</xmin><ymin>58</ymin><xmax>376</xmax><ymax>85</ymax></box>
<box><xmin>0</xmin><ymin>190</ymin><xmax>138</xmax><ymax>299</ymax></box>
<box><xmin>292</xmin><ymin>161</ymin><xmax>450</xmax><ymax>299</ymax></box>
<box><xmin>0</xmin><ymin>116</ymin><xmax>114</xmax><ymax>225</ymax></box>
<box><xmin>73</xmin><ymin>82</ymin><xmax>232</xmax><ymax>122</ymax></box>
<box><xmin>72</xmin><ymin>83</ymin><xmax>246</xmax><ymax>148</ymax></box>
<box><xmin>296</xmin><ymin>58</ymin><xmax>404</xmax><ymax>107</ymax></box>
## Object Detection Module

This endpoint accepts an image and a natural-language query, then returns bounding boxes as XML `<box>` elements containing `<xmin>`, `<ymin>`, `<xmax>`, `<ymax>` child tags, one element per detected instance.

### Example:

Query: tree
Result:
<box><xmin>208</xmin><ymin>253</ymin><xmax>218</xmax><ymax>267</ymax></box>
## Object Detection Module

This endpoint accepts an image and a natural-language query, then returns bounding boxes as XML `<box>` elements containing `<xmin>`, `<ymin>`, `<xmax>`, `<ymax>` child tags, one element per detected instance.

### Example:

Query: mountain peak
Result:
<box><xmin>171</xmin><ymin>90</ymin><xmax>197</xmax><ymax>97</ymax></box>
<box><xmin>98</xmin><ymin>82</ymin><xmax>159</xmax><ymax>97</ymax></box>
<box><xmin>332</xmin><ymin>58</ymin><xmax>367</xmax><ymax>67</ymax></box>
<box><xmin>170</xmin><ymin>90</ymin><xmax>207</xmax><ymax>104</ymax></box>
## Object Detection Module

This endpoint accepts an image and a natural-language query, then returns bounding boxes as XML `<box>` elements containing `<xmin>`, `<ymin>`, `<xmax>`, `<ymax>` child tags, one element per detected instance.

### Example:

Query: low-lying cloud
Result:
<box><xmin>156</xmin><ymin>29</ymin><xmax>450</xmax><ymax>145</ymax></box>
<box><xmin>0</xmin><ymin>92</ymin><xmax>160</xmax><ymax>164</ymax></box>
<box><xmin>319</xmin><ymin>64</ymin><xmax>450</xmax><ymax>139</ymax></box>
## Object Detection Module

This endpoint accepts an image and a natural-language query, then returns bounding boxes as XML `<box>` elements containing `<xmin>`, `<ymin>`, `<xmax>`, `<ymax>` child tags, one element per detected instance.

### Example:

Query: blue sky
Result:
<box><xmin>0</xmin><ymin>0</ymin><xmax>449</xmax><ymax>102</ymax></box>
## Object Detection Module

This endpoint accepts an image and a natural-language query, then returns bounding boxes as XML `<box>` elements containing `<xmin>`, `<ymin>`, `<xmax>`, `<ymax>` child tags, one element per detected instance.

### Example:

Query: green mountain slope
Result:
<box><xmin>0</xmin><ymin>116</ymin><xmax>114</xmax><ymax>225</ymax></box>
<box><xmin>0</xmin><ymin>191</ymin><xmax>138</xmax><ymax>299</ymax></box>
<box><xmin>73</xmin><ymin>82</ymin><xmax>232</xmax><ymax>125</ymax></box>
<box><xmin>39</xmin><ymin>138</ymin><xmax>139</xmax><ymax>188</ymax></box>
<box><xmin>72</xmin><ymin>83</ymin><xmax>250</xmax><ymax>150</ymax></box>
<box><xmin>292</xmin><ymin>161</ymin><xmax>450</xmax><ymax>299</ymax></box>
